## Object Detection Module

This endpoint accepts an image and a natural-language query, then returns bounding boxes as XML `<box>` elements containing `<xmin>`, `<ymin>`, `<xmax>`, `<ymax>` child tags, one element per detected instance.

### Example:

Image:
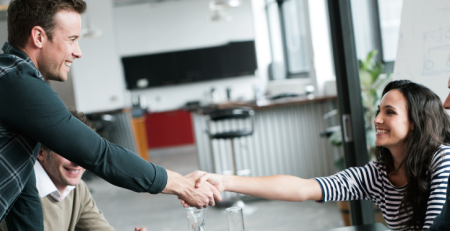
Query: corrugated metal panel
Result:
<box><xmin>193</xmin><ymin>99</ymin><xmax>341</xmax><ymax>181</ymax></box>
<box><xmin>107</xmin><ymin>111</ymin><xmax>139</xmax><ymax>153</ymax></box>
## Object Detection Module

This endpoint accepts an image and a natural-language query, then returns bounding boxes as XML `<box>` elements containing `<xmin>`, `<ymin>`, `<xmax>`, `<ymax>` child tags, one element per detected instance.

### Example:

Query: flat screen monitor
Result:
<box><xmin>122</xmin><ymin>40</ymin><xmax>257</xmax><ymax>90</ymax></box>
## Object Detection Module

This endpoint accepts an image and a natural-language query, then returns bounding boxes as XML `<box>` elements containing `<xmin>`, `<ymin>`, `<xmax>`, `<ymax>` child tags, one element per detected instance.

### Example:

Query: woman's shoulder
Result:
<box><xmin>359</xmin><ymin>161</ymin><xmax>387</xmax><ymax>176</ymax></box>
<box><xmin>434</xmin><ymin>144</ymin><xmax>450</xmax><ymax>157</ymax></box>
<box><xmin>430</xmin><ymin>144</ymin><xmax>450</xmax><ymax>167</ymax></box>
<box><xmin>439</xmin><ymin>144</ymin><xmax>450</xmax><ymax>152</ymax></box>
<box><xmin>368</xmin><ymin>160</ymin><xmax>385</xmax><ymax>169</ymax></box>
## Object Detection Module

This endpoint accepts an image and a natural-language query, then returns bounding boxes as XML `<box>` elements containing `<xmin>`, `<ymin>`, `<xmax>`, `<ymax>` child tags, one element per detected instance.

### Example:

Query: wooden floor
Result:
<box><xmin>85</xmin><ymin>145</ymin><xmax>343</xmax><ymax>231</ymax></box>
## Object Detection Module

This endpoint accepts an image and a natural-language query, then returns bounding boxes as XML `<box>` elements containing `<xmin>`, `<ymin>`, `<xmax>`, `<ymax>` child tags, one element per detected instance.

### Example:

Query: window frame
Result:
<box><xmin>372</xmin><ymin>0</ymin><xmax>398</xmax><ymax>74</ymax></box>
<box><xmin>265</xmin><ymin>0</ymin><xmax>313</xmax><ymax>81</ymax></box>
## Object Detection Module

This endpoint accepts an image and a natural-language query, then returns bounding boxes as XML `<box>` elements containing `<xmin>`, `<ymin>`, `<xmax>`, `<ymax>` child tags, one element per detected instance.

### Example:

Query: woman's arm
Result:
<box><xmin>195</xmin><ymin>173</ymin><xmax>323</xmax><ymax>202</ymax></box>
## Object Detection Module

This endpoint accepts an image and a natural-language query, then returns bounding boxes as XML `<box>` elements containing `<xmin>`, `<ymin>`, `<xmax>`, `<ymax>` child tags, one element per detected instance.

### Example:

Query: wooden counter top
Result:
<box><xmin>217</xmin><ymin>95</ymin><xmax>338</xmax><ymax>110</ymax></box>
<box><xmin>186</xmin><ymin>95</ymin><xmax>338</xmax><ymax>114</ymax></box>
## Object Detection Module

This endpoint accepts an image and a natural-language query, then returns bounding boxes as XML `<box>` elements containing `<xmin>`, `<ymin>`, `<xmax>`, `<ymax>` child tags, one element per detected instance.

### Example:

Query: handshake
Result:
<box><xmin>161</xmin><ymin>169</ymin><xmax>321</xmax><ymax>207</ymax></box>
<box><xmin>162</xmin><ymin>170</ymin><xmax>225</xmax><ymax>209</ymax></box>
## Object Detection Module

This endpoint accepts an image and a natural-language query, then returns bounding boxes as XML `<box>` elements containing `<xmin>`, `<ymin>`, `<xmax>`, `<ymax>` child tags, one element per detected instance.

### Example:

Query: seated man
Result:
<box><xmin>0</xmin><ymin>108</ymin><xmax>146</xmax><ymax>231</ymax></box>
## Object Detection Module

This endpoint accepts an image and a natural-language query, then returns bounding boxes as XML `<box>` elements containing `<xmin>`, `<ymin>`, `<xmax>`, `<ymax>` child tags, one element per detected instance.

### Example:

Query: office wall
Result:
<box><xmin>114</xmin><ymin>0</ymin><xmax>267</xmax><ymax>112</ymax></box>
<box><xmin>71</xmin><ymin>0</ymin><xmax>127</xmax><ymax>114</ymax></box>
<box><xmin>114</xmin><ymin>0</ymin><xmax>255</xmax><ymax>56</ymax></box>
<box><xmin>0</xmin><ymin>20</ymin><xmax>6</xmax><ymax>45</ymax></box>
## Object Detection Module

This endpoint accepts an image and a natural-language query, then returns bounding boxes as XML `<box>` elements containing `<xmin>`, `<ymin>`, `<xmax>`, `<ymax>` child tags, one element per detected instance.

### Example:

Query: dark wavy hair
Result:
<box><xmin>375</xmin><ymin>80</ymin><xmax>450</xmax><ymax>230</ymax></box>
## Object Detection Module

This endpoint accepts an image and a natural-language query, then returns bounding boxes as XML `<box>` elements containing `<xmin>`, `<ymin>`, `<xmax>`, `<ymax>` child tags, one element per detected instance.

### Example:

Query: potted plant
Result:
<box><xmin>328</xmin><ymin>49</ymin><xmax>391</xmax><ymax>226</ymax></box>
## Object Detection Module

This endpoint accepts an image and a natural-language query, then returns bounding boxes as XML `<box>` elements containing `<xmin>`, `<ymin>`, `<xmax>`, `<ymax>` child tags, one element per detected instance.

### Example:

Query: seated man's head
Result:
<box><xmin>37</xmin><ymin>107</ymin><xmax>94</xmax><ymax>193</ymax></box>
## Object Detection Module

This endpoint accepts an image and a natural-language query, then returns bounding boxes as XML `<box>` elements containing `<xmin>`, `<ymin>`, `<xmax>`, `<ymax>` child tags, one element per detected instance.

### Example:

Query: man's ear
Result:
<box><xmin>37</xmin><ymin>148</ymin><xmax>46</xmax><ymax>162</ymax></box>
<box><xmin>30</xmin><ymin>26</ymin><xmax>46</xmax><ymax>49</ymax></box>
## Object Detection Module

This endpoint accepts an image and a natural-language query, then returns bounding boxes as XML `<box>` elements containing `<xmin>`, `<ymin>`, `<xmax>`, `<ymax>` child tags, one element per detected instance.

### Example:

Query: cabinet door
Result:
<box><xmin>145</xmin><ymin>110</ymin><xmax>195</xmax><ymax>149</ymax></box>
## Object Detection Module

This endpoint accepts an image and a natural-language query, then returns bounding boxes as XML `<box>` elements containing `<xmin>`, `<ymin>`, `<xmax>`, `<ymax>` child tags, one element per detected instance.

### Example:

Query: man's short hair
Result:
<box><xmin>41</xmin><ymin>106</ymin><xmax>94</xmax><ymax>152</ymax></box>
<box><xmin>7</xmin><ymin>0</ymin><xmax>87</xmax><ymax>49</ymax></box>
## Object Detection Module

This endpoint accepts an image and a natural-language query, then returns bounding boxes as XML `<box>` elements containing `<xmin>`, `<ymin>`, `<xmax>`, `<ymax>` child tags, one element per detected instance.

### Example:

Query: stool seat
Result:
<box><xmin>210</xmin><ymin>130</ymin><xmax>253</xmax><ymax>139</ymax></box>
<box><xmin>208</xmin><ymin>107</ymin><xmax>254</xmax><ymax>121</ymax></box>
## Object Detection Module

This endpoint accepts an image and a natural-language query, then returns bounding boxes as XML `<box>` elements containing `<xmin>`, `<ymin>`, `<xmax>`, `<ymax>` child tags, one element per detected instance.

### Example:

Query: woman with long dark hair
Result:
<box><xmin>186</xmin><ymin>80</ymin><xmax>450</xmax><ymax>230</ymax></box>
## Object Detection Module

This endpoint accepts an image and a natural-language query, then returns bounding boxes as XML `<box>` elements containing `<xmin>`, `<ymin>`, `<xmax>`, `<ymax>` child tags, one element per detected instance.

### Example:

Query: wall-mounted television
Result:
<box><xmin>121</xmin><ymin>40</ymin><xmax>257</xmax><ymax>90</ymax></box>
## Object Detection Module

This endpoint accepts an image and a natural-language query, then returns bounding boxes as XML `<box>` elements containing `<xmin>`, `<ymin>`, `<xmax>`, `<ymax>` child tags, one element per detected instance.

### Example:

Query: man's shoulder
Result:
<box><xmin>0</xmin><ymin>53</ymin><xmax>31</xmax><ymax>70</ymax></box>
<box><xmin>0</xmin><ymin>53</ymin><xmax>42</xmax><ymax>80</ymax></box>
<box><xmin>78</xmin><ymin>179</ymin><xmax>88</xmax><ymax>188</ymax></box>
<box><xmin>74</xmin><ymin>180</ymin><xmax>90</xmax><ymax>197</ymax></box>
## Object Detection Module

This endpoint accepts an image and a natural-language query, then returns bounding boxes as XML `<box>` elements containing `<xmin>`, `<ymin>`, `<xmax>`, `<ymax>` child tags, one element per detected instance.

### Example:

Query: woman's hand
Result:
<box><xmin>195</xmin><ymin>173</ymin><xmax>225</xmax><ymax>192</ymax></box>
<box><xmin>180</xmin><ymin>172</ymin><xmax>225</xmax><ymax>207</ymax></box>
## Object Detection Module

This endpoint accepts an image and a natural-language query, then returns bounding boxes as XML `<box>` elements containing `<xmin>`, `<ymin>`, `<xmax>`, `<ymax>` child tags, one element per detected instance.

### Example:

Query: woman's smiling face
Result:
<box><xmin>374</xmin><ymin>89</ymin><xmax>414</xmax><ymax>149</ymax></box>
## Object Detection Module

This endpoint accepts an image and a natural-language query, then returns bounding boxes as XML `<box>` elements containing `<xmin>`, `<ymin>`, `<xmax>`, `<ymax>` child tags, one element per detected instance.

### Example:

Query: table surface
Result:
<box><xmin>320</xmin><ymin>223</ymin><xmax>390</xmax><ymax>231</ymax></box>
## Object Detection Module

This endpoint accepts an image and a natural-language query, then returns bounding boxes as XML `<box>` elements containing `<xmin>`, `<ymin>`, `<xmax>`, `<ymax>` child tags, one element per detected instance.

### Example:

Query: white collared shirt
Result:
<box><xmin>34</xmin><ymin>161</ymin><xmax>76</xmax><ymax>202</ymax></box>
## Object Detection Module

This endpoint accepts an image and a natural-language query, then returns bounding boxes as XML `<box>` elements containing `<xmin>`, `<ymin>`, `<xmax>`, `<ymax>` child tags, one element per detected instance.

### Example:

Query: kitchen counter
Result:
<box><xmin>186</xmin><ymin>95</ymin><xmax>338</xmax><ymax>114</ymax></box>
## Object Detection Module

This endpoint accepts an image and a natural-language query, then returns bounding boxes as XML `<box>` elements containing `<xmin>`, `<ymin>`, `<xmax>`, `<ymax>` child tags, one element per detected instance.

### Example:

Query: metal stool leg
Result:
<box><xmin>207</xmin><ymin>120</ymin><xmax>216</xmax><ymax>174</ymax></box>
<box><xmin>230</xmin><ymin>139</ymin><xmax>256</xmax><ymax>215</ymax></box>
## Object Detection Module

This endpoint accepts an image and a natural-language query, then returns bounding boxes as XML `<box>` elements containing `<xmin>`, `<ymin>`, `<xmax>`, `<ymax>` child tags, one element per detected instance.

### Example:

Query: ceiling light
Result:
<box><xmin>210</xmin><ymin>10</ymin><xmax>232</xmax><ymax>22</ymax></box>
<box><xmin>209</xmin><ymin>0</ymin><xmax>241</xmax><ymax>22</ymax></box>
<box><xmin>209</xmin><ymin>0</ymin><xmax>241</xmax><ymax>11</ymax></box>
<box><xmin>228</xmin><ymin>0</ymin><xmax>241</xmax><ymax>7</ymax></box>
<box><xmin>81</xmin><ymin>27</ymin><xmax>103</xmax><ymax>39</ymax></box>
<box><xmin>81</xmin><ymin>17</ymin><xmax>103</xmax><ymax>40</ymax></box>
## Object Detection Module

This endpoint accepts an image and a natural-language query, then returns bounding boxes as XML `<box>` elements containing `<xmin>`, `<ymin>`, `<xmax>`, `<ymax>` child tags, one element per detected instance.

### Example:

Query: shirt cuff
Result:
<box><xmin>147</xmin><ymin>163</ymin><xmax>168</xmax><ymax>194</ymax></box>
<box><xmin>313</xmin><ymin>177</ymin><xmax>327</xmax><ymax>204</ymax></box>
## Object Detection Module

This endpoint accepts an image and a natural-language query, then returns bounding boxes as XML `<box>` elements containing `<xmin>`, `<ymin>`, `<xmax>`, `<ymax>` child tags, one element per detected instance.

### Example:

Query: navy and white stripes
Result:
<box><xmin>315</xmin><ymin>145</ymin><xmax>450</xmax><ymax>230</ymax></box>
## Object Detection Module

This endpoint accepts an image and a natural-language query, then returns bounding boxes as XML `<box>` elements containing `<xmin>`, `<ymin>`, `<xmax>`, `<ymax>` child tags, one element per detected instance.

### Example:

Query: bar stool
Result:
<box><xmin>206</xmin><ymin>107</ymin><xmax>256</xmax><ymax>214</ymax></box>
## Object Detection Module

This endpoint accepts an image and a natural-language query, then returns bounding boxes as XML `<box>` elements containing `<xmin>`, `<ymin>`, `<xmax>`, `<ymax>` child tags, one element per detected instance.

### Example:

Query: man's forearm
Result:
<box><xmin>161</xmin><ymin>170</ymin><xmax>185</xmax><ymax>195</ymax></box>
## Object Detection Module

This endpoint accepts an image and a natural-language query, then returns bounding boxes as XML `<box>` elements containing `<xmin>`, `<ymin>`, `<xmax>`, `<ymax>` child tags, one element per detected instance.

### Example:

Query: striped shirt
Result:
<box><xmin>315</xmin><ymin>145</ymin><xmax>450</xmax><ymax>230</ymax></box>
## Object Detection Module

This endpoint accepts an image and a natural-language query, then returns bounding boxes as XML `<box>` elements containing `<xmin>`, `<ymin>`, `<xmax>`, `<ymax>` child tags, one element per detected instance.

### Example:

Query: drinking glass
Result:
<box><xmin>186</xmin><ymin>207</ymin><xmax>208</xmax><ymax>231</ymax></box>
<box><xmin>226</xmin><ymin>207</ymin><xmax>245</xmax><ymax>231</ymax></box>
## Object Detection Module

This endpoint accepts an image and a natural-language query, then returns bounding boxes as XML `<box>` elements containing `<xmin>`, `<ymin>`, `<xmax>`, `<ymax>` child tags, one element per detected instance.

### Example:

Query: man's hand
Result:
<box><xmin>181</xmin><ymin>172</ymin><xmax>225</xmax><ymax>208</ymax></box>
<box><xmin>135</xmin><ymin>227</ymin><xmax>146</xmax><ymax>231</ymax></box>
<box><xmin>162</xmin><ymin>169</ymin><xmax>222</xmax><ymax>209</ymax></box>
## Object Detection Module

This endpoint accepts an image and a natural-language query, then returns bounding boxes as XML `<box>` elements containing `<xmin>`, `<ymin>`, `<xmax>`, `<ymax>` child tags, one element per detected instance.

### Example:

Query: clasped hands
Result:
<box><xmin>179</xmin><ymin>170</ymin><xmax>224</xmax><ymax>208</ymax></box>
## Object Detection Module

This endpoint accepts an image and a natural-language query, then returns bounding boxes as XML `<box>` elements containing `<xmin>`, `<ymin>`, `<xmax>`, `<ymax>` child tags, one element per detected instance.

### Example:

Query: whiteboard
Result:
<box><xmin>393</xmin><ymin>0</ymin><xmax>450</xmax><ymax>102</ymax></box>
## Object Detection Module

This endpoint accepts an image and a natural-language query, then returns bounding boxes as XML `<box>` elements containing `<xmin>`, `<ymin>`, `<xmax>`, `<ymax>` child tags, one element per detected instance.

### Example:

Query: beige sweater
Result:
<box><xmin>0</xmin><ymin>180</ymin><xmax>114</xmax><ymax>231</ymax></box>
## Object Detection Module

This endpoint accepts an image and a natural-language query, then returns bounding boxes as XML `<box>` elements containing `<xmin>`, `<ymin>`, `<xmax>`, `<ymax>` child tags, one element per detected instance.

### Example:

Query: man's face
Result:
<box><xmin>444</xmin><ymin>77</ymin><xmax>450</xmax><ymax>110</ymax></box>
<box><xmin>38</xmin><ymin>10</ymin><xmax>82</xmax><ymax>82</ymax></box>
<box><xmin>38</xmin><ymin>148</ymin><xmax>85</xmax><ymax>190</ymax></box>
